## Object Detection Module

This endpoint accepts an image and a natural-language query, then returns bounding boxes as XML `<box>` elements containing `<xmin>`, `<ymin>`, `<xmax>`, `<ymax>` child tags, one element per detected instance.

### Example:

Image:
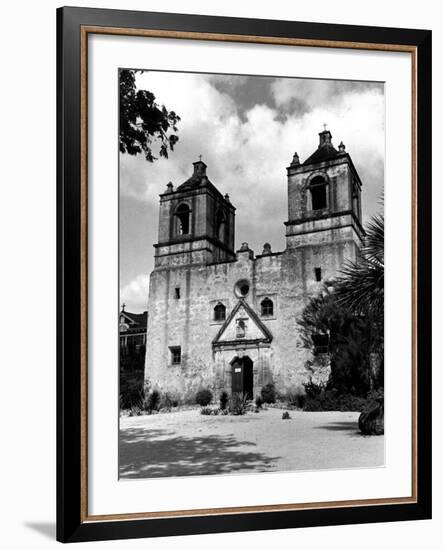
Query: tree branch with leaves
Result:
<box><xmin>119</xmin><ymin>69</ymin><xmax>181</xmax><ymax>162</ymax></box>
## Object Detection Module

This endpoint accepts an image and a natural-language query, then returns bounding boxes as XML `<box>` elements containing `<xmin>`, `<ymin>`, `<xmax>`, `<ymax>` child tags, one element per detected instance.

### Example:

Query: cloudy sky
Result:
<box><xmin>120</xmin><ymin>70</ymin><xmax>384</xmax><ymax>312</ymax></box>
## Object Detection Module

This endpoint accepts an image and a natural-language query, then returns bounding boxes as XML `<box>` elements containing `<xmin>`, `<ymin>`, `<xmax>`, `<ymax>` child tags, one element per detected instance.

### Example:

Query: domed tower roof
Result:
<box><xmin>302</xmin><ymin>128</ymin><xmax>343</xmax><ymax>166</ymax></box>
<box><xmin>176</xmin><ymin>158</ymin><xmax>210</xmax><ymax>191</ymax></box>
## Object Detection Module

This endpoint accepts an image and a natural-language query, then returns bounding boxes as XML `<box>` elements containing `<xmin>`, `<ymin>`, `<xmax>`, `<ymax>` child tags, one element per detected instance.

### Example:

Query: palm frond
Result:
<box><xmin>335</xmin><ymin>257</ymin><xmax>384</xmax><ymax>317</ymax></box>
<box><xmin>363</xmin><ymin>214</ymin><xmax>384</xmax><ymax>266</ymax></box>
<box><xmin>335</xmin><ymin>206</ymin><xmax>384</xmax><ymax>318</ymax></box>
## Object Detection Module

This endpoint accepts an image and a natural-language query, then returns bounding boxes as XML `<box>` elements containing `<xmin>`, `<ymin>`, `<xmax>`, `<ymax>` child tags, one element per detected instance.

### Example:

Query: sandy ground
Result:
<box><xmin>119</xmin><ymin>408</ymin><xmax>384</xmax><ymax>479</ymax></box>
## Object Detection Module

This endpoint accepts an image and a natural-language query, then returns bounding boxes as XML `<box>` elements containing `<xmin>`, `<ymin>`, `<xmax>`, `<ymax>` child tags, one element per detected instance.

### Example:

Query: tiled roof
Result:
<box><xmin>177</xmin><ymin>173</ymin><xmax>210</xmax><ymax>191</ymax></box>
<box><xmin>121</xmin><ymin>311</ymin><xmax>147</xmax><ymax>327</ymax></box>
<box><xmin>303</xmin><ymin>143</ymin><xmax>340</xmax><ymax>166</ymax></box>
<box><xmin>176</xmin><ymin>160</ymin><xmax>212</xmax><ymax>192</ymax></box>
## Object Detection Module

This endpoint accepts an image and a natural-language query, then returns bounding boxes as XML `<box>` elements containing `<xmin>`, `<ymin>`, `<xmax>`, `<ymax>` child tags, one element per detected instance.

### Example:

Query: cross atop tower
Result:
<box><xmin>198</xmin><ymin>154</ymin><xmax>202</xmax><ymax>162</ymax></box>
<box><xmin>322</xmin><ymin>123</ymin><xmax>328</xmax><ymax>132</ymax></box>
<box><xmin>121</xmin><ymin>302</ymin><xmax>126</xmax><ymax>312</ymax></box>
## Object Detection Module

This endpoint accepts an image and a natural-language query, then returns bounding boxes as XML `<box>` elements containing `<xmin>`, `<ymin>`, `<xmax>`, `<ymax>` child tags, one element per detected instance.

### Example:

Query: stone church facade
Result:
<box><xmin>144</xmin><ymin>129</ymin><xmax>365</xmax><ymax>401</ymax></box>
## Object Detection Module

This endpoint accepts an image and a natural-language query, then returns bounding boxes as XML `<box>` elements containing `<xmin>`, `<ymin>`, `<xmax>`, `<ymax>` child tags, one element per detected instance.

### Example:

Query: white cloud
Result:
<box><xmin>271</xmin><ymin>78</ymin><xmax>383</xmax><ymax>113</ymax></box>
<box><xmin>120</xmin><ymin>71</ymin><xmax>385</xmax><ymax>306</ymax></box>
<box><xmin>120</xmin><ymin>274</ymin><xmax>149</xmax><ymax>312</ymax></box>
<box><xmin>120</xmin><ymin>71</ymin><xmax>239</xmax><ymax>205</ymax></box>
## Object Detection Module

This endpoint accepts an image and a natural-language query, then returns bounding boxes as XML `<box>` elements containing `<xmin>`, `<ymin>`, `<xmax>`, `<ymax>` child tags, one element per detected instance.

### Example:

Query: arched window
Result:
<box><xmin>309</xmin><ymin>175</ymin><xmax>328</xmax><ymax>211</ymax></box>
<box><xmin>175</xmin><ymin>203</ymin><xmax>191</xmax><ymax>235</ymax></box>
<box><xmin>214</xmin><ymin>303</ymin><xmax>226</xmax><ymax>322</ymax></box>
<box><xmin>215</xmin><ymin>210</ymin><xmax>226</xmax><ymax>242</ymax></box>
<box><xmin>261</xmin><ymin>297</ymin><xmax>274</xmax><ymax>317</ymax></box>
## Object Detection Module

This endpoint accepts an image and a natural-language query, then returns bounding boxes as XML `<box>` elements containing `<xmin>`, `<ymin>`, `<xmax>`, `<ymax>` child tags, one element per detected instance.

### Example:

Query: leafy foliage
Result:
<box><xmin>219</xmin><ymin>390</ymin><xmax>229</xmax><ymax>411</ymax></box>
<box><xmin>260</xmin><ymin>383</ymin><xmax>276</xmax><ymax>404</ymax></box>
<box><xmin>160</xmin><ymin>392</ymin><xmax>179</xmax><ymax>410</ymax></box>
<box><xmin>128</xmin><ymin>406</ymin><xmax>143</xmax><ymax>417</ymax></box>
<box><xmin>195</xmin><ymin>388</ymin><xmax>213</xmax><ymax>407</ymax></box>
<box><xmin>297</xmin><ymin>288</ymin><xmax>337</xmax><ymax>351</ymax></box>
<box><xmin>297</xmin><ymin>206</ymin><xmax>385</xmax><ymax>397</ymax></box>
<box><xmin>119</xmin><ymin>69</ymin><xmax>180</xmax><ymax>162</ymax></box>
<box><xmin>335</xmin><ymin>213</ymin><xmax>384</xmax><ymax>318</ymax></box>
<box><xmin>119</xmin><ymin>371</ymin><xmax>145</xmax><ymax>409</ymax></box>
<box><xmin>303</xmin><ymin>379</ymin><xmax>326</xmax><ymax>398</ymax></box>
<box><xmin>285</xmin><ymin>386</ymin><xmax>307</xmax><ymax>409</ymax></box>
<box><xmin>143</xmin><ymin>389</ymin><xmax>161</xmax><ymax>413</ymax></box>
<box><xmin>298</xmin><ymin>290</ymin><xmax>376</xmax><ymax>395</ymax></box>
<box><xmin>229</xmin><ymin>393</ymin><xmax>249</xmax><ymax>415</ymax></box>
<box><xmin>296</xmin><ymin>206</ymin><xmax>385</xmax><ymax>409</ymax></box>
<box><xmin>303</xmin><ymin>388</ymin><xmax>367</xmax><ymax>412</ymax></box>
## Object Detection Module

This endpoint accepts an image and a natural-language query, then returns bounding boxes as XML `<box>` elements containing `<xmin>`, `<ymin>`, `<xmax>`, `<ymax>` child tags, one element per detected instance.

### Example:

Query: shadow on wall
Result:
<box><xmin>119</xmin><ymin>427</ymin><xmax>281</xmax><ymax>479</ymax></box>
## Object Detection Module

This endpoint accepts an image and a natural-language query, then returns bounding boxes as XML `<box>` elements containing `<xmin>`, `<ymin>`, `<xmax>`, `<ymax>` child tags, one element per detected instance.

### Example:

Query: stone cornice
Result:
<box><xmin>285</xmin><ymin>209</ymin><xmax>366</xmax><ymax>236</ymax></box>
<box><xmin>154</xmin><ymin>234</ymin><xmax>236</xmax><ymax>256</ymax></box>
<box><xmin>159</xmin><ymin>182</ymin><xmax>236</xmax><ymax>211</ymax></box>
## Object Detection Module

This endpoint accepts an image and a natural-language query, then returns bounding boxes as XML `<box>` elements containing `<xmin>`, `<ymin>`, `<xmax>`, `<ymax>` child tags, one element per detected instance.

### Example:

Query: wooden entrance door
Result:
<box><xmin>231</xmin><ymin>356</ymin><xmax>253</xmax><ymax>399</ymax></box>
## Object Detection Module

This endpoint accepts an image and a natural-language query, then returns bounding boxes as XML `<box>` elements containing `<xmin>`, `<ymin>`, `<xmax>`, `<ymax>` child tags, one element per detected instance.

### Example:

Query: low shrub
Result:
<box><xmin>282</xmin><ymin>411</ymin><xmax>291</xmax><ymax>420</ymax></box>
<box><xmin>303</xmin><ymin>379</ymin><xmax>326</xmax><ymax>399</ymax></box>
<box><xmin>195</xmin><ymin>388</ymin><xmax>213</xmax><ymax>407</ymax></box>
<box><xmin>119</xmin><ymin>370</ymin><xmax>145</xmax><ymax>410</ymax></box>
<box><xmin>219</xmin><ymin>391</ymin><xmax>229</xmax><ymax>411</ymax></box>
<box><xmin>160</xmin><ymin>392</ymin><xmax>179</xmax><ymax>410</ymax></box>
<box><xmin>303</xmin><ymin>390</ymin><xmax>366</xmax><ymax>412</ymax></box>
<box><xmin>286</xmin><ymin>386</ymin><xmax>306</xmax><ymax>409</ymax></box>
<box><xmin>261</xmin><ymin>383</ymin><xmax>276</xmax><ymax>404</ymax></box>
<box><xmin>229</xmin><ymin>393</ymin><xmax>248</xmax><ymax>415</ymax></box>
<box><xmin>366</xmin><ymin>387</ymin><xmax>384</xmax><ymax>404</ymax></box>
<box><xmin>143</xmin><ymin>389</ymin><xmax>161</xmax><ymax>413</ymax></box>
<box><xmin>128</xmin><ymin>406</ymin><xmax>142</xmax><ymax>417</ymax></box>
<box><xmin>255</xmin><ymin>395</ymin><xmax>264</xmax><ymax>409</ymax></box>
<box><xmin>200</xmin><ymin>406</ymin><xmax>212</xmax><ymax>415</ymax></box>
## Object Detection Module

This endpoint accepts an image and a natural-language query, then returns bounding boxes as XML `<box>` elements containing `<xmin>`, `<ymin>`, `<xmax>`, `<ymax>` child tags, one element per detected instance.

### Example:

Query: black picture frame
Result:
<box><xmin>57</xmin><ymin>6</ymin><xmax>432</xmax><ymax>543</ymax></box>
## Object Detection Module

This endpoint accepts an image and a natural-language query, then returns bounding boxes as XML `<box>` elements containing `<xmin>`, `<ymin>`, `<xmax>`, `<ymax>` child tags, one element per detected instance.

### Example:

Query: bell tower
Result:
<box><xmin>285</xmin><ymin>128</ymin><xmax>365</xmax><ymax>281</ymax></box>
<box><xmin>154</xmin><ymin>159</ymin><xmax>236</xmax><ymax>268</ymax></box>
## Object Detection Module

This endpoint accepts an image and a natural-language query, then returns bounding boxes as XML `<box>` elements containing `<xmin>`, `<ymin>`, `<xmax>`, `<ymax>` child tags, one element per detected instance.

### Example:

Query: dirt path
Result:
<box><xmin>119</xmin><ymin>408</ymin><xmax>384</xmax><ymax>479</ymax></box>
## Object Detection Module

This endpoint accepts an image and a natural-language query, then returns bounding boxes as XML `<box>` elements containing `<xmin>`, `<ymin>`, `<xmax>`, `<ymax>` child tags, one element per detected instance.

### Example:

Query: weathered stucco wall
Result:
<box><xmin>144</xmin><ymin>235</ymin><xmax>353</xmax><ymax>400</ymax></box>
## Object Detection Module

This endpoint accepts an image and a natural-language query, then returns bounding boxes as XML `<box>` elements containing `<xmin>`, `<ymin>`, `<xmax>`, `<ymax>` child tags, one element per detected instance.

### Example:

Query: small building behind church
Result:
<box><xmin>144</xmin><ymin>129</ymin><xmax>365</xmax><ymax>401</ymax></box>
<box><xmin>120</xmin><ymin>308</ymin><xmax>148</xmax><ymax>372</ymax></box>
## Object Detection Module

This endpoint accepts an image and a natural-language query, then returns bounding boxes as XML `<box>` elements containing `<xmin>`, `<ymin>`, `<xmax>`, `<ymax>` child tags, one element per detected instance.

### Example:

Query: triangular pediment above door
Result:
<box><xmin>212</xmin><ymin>299</ymin><xmax>273</xmax><ymax>347</ymax></box>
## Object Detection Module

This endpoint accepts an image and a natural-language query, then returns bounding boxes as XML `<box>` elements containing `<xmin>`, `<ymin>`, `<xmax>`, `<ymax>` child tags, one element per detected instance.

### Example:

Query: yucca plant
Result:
<box><xmin>229</xmin><ymin>393</ymin><xmax>249</xmax><ymax>415</ymax></box>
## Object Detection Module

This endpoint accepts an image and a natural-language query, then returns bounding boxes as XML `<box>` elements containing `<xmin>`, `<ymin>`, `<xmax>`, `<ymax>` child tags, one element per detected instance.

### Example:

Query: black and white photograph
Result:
<box><xmin>118</xmin><ymin>68</ymin><xmax>385</xmax><ymax>479</ymax></box>
<box><xmin>0</xmin><ymin>0</ymin><xmax>435</xmax><ymax>545</ymax></box>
